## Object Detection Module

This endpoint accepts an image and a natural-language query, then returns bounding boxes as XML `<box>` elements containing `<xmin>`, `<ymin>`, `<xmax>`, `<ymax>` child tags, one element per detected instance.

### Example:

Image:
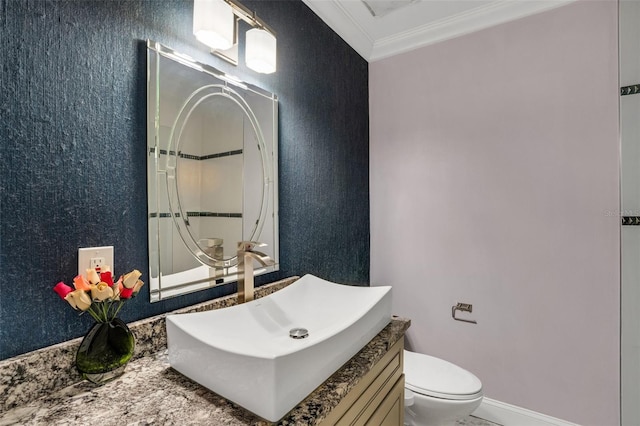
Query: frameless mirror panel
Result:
<box><xmin>147</xmin><ymin>40</ymin><xmax>279</xmax><ymax>301</ymax></box>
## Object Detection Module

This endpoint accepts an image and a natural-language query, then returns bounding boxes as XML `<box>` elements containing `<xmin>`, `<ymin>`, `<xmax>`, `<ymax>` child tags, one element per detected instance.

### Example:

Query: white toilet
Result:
<box><xmin>403</xmin><ymin>350</ymin><xmax>483</xmax><ymax>426</ymax></box>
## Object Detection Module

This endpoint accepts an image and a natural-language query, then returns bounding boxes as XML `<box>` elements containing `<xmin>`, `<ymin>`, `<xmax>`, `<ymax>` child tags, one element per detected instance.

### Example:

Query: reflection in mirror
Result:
<box><xmin>147</xmin><ymin>40</ymin><xmax>279</xmax><ymax>301</ymax></box>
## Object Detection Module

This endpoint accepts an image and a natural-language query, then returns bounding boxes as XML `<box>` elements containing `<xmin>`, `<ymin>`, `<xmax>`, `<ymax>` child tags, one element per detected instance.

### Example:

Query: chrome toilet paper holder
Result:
<box><xmin>452</xmin><ymin>302</ymin><xmax>477</xmax><ymax>324</ymax></box>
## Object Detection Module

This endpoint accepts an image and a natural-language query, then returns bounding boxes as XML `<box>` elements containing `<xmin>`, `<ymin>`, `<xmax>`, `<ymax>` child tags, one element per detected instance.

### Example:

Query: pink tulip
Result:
<box><xmin>100</xmin><ymin>271</ymin><xmax>114</xmax><ymax>287</ymax></box>
<box><xmin>120</xmin><ymin>287</ymin><xmax>134</xmax><ymax>299</ymax></box>
<box><xmin>53</xmin><ymin>282</ymin><xmax>73</xmax><ymax>299</ymax></box>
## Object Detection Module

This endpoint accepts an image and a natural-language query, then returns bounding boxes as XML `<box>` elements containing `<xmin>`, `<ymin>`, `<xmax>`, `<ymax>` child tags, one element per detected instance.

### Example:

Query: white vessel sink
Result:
<box><xmin>166</xmin><ymin>274</ymin><xmax>392</xmax><ymax>422</ymax></box>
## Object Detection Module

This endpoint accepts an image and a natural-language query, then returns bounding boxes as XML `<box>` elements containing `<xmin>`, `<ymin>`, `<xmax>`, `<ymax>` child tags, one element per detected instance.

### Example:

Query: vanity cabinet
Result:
<box><xmin>321</xmin><ymin>337</ymin><xmax>405</xmax><ymax>425</ymax></box>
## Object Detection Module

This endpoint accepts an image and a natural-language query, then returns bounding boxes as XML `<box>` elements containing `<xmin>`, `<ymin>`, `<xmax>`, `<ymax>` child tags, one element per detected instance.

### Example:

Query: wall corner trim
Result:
<box><xmin>473</xmin><ymin>398</ymin><xmax>580</xmax><ymax>426</ymax></box>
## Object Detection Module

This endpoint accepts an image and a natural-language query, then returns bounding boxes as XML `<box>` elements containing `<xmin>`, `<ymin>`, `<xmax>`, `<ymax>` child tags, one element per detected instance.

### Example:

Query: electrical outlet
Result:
<box><xmin>78</xmin><ymin>246</ymin><xmax>114</xmax><ymax>276</ymax></box>
<box><xmin>90</xmin><ymin>257</ymin><xmax>106</xmax><ymax>270</ymax></box>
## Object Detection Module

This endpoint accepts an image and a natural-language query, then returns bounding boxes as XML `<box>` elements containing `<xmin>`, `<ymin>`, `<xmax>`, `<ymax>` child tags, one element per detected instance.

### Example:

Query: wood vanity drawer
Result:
<box><xmin>321</xmin><ymin>337</ymin><xmax>404</xmax><ymax>426</ymax></box>
<box><xmin>366</xmin><ymin>375</ymin><xmax>404</xmax><ymax>426</ymax></box>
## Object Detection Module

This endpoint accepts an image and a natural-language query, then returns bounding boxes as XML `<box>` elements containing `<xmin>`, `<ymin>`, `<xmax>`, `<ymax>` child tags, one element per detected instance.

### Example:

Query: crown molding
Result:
<box><xmin>301</xmin><ymin>0</ymin><xmax>578</xmax><ymax>62</ymax></box>
<box><xmin>370</xmin><ymin>0</ymin><xmax>578</xmax><ymax>61</ymax></box>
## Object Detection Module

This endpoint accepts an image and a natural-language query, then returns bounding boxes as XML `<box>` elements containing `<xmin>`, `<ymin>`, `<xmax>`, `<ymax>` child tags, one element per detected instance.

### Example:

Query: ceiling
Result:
<box><xmin>301</xmin><ymin>0</ymin><xmax>576</xmax><ymax>62</ymax></box>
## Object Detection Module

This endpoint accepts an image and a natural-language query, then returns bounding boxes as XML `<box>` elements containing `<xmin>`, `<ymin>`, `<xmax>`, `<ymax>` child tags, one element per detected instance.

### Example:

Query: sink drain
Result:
<box><xmin>289</xmin><ymin>328</ymin><xmax>309</xmax><ymax>339</ymax></box>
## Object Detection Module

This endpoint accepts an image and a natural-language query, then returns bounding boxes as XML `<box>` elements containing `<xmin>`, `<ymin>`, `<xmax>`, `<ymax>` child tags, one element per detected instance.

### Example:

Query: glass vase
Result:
<box><xmin>76</xmin><ymin>317</ymin><xmax>135</xmax><ymax>384</ymax></box>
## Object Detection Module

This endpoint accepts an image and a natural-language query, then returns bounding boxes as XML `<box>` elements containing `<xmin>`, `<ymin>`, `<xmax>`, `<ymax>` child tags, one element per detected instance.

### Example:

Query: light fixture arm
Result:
<box><xmin>223</xmin><ymin>0</ymin><xmax>276</xmax><ymax>37</ymax></box>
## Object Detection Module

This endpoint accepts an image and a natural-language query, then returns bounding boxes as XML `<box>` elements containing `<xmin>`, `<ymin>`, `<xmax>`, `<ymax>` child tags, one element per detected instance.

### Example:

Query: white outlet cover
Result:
<box><xmin>78</xmin><ymin>246</ymin><xmax>114</xmax><ymax>277</ymax></box>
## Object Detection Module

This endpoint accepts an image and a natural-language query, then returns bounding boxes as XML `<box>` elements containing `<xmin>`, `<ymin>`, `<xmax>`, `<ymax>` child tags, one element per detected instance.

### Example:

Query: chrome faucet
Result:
<box><xmin>237</xmin><ymin>241</ymin><xmax>275</xmax><ymax>304</ymax></box>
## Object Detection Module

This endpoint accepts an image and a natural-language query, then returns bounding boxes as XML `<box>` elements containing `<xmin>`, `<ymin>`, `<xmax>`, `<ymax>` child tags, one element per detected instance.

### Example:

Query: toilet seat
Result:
<box><xmin>404</xmin><ymin>350</ymin><xmax>483</xmax><ymax>401</ymax></box>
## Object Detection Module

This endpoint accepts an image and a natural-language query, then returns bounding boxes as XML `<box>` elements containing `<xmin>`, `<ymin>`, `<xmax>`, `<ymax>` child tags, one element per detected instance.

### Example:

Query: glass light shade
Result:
<box><xmin>245</xmin><ymin>28</ymin><xmax>277</xmax><ymax>74</ymax></box>
<box><xmin>193</xmin><ymin>0</ymin><xmax>234</xmax><ymax>50</ymax></box>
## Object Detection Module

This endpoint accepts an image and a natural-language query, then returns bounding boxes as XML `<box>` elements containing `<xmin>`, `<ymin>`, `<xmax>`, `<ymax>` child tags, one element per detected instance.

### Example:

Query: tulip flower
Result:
<box><xmin>91</xmin><ymin>282</ymin><xmax>114</xmax><ymax>301</ymax></box>
<box><xmin>64</xmin><ymin>293</ymin><xmax>78</xmax><ymax>310</ymax></box>
<box><xmin>73</xmin><ymin>275</ymin><xmax>91</xmax><ymax>291</ymax></box>
<box><xmin>68</xmin><ymin>289</ymin><xmax>92</xmax><ymax>311</ymax></box>
<box><xmin>100</xmin><ymin>271</ymin><xmax>114</xmax><ymax>287</ymax></box>
<box><xmin>86</xmin><ymin>268</ymin><xmax>101</xmax><ymax>285</ymax></box>
<box><xmin>132</xmin><ymin>279</ymin><xmax>144</xmax><ymax>295</ymax></box>
<box><xmin>111</xmin><ymin>278</ymin><xmax>123</xmax><ymax>300</ymax></box>
<box><xmin>53</xmin><ymin>282</ymin><xmax>73</xmax><ymax>299</ymax></box>
<box><xmin>122</xmin><ymin>270</ymin><xmax>142</xmax><ymax>289</ymax></box>
<box><xmin>120</xmin><ymin>287</ymin><xmax>134</xmax><ymax>299</ymax></box>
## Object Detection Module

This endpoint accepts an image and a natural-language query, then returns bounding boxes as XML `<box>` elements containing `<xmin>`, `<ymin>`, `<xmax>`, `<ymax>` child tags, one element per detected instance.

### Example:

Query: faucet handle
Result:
<box><xmin>237</xmin><ymin>241</ymin><xmax>268</xmax><ymax>251</ymax></box>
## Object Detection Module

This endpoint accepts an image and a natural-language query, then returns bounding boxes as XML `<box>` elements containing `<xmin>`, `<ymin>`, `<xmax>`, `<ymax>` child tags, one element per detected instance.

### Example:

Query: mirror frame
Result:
<box><xmin>146</xmin><ymin>40</ymin><xmax>279</xmax><ymax>301</ymax></box>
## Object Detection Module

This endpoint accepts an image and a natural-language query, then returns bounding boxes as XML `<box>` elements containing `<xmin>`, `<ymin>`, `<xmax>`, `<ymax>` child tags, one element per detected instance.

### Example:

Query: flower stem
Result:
<box><xmin>86</xmin><ymin>305</ymin><xmax>103</xmax><ymax>323</ymax></box>
<box><xmin>111</xmin><ymin>300</ymin><xmax>125</xmax><ymax>320</ymax></box>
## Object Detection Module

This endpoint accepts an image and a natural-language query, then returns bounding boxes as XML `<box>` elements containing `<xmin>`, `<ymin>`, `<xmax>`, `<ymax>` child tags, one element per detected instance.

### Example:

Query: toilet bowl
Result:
<box><xmin>403</xmin><ymin>350</ymin><xmax>483</xmax><ymax>426</ymax></box>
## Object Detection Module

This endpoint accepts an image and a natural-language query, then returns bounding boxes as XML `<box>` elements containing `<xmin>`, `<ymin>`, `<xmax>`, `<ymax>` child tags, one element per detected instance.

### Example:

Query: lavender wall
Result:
<box><xmin>370</xmin><ymin>1</ymin><xmax>619</xmax><ymax>423</ymax></box>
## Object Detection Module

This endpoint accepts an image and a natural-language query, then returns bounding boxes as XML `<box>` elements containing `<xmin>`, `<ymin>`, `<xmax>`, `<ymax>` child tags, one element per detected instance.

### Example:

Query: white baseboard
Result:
<box><xmin>472</xmin><ymin>397</ymin><xmax>580</xmax><ymax>426</ymax></box>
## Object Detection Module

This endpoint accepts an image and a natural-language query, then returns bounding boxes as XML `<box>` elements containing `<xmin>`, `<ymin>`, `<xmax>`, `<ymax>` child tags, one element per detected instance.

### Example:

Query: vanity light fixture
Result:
<box><xmin>193</xmin><ymin>0</ymin><xmax>277</xmax><ymax>74</ymax></box>
<box><xmin>245</xmin><ymin>28</ymin><xmax>276</xmax><ymax>74</ymax></box>
<box><xmin>193</xmin><ymin>0</ymin><xmax>235</xmax><ymax>50</ymax></box>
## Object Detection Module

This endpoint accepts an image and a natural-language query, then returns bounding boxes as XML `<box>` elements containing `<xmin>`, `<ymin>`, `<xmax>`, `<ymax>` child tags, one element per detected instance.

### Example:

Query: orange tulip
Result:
<box><xmin>73</xmin><ymin>275</ymin><xmax>91</xmax><ymax>291</ymax></box>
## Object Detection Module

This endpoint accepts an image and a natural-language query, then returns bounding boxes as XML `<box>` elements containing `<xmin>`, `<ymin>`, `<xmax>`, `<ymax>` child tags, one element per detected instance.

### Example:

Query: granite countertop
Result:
<box><xmin>0</xmin><ymin>319</ymin><xmax>409</xmax><ymax>426</ymax></box>
<box><xmin>0</xmin><ymin>277</ymin><xmax>410</xmax><ymax>425</ymax></box>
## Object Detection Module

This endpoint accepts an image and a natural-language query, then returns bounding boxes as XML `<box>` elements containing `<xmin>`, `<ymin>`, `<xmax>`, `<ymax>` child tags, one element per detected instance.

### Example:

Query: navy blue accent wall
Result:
<box><xmin>0</xmin><ymin>0</ymin><xmax>369</xmax><ymax>360</ymax></box>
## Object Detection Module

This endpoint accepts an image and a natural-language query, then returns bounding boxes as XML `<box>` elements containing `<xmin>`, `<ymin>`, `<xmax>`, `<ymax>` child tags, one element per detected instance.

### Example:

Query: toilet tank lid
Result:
<box><xmin>404</xmin><ymin>350</ymin><xmax>482</xmax><ymax>400</ymax></box>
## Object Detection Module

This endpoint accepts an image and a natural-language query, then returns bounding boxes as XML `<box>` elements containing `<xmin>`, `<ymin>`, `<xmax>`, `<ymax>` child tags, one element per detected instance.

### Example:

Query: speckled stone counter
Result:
<box><xmin>0</xmin><ymin>278</ymin><xmax>410</xmax><ymax>425</ymax></box>
<box><xmin>0</xmin><ymin>277</ymin><xmax>297</xmax><ymax>413</ymax></box>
